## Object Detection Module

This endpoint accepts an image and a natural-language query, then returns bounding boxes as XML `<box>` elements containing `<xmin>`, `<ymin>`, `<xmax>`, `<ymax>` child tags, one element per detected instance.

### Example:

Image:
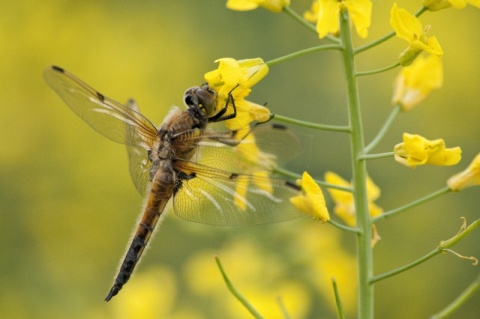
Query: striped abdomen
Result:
<box><xmin>104</xmin><ymin>165</ymin><xmax>175</xmax><ymax>301</ymax></box>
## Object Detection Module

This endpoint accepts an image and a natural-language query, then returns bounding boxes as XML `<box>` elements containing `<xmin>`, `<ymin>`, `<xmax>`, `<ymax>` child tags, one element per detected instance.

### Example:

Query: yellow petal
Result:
<box><xmin>290</xmin><ymin>172</ymin><xmax>330</xmax><ymax>222</ymax></box>
<box><xmin>448</xmin><ymin>153</ymin><xmax>480</xmax><ymax>191</ymax></box>
<box><xmin>345</xmin><ymin>0</ymin><xmax>372</xmax><ymax>39</ymax></box>
<box><xmin>317</xmin><ymin>0</ymin><xmax>341</xmax><ymax>38</ymax></box>
<box><xmin>227</xmin><ymin>0</ymin><xmax>290</xmax><ymax>12</ymax></box>
<box><xmin>411</xmin><ymin>36</ymin><xmax>444</xmax><ymax>57</ymax></box>
<box><xmin>325</xmin><ymin>171</ymin><xmax>383</xmax><ymax>226</ymax></box>
<box><xmin>234</xmin><ymin>176</ymin><xmax>249</xmax><ymax>211</ymax></box>
<box><xmin>392</xmin><ymin>55</ymin><xmax>443</xmax><ymax>111</ymax></box>
<box><xmin>390</xmin><ymin>3</ymin><xmax>423</xmax><ymax>42</ymax></box>
<box><xmin>325</xmin><ymin>171</ymin><xmax>353</xmax><ymax>205</ymax></box>
<box><xmin>259</xmin><ymin>0</ymin><xmax>290</xmax><ymax>12</ymax></box>
<box><xmin>224</xmin><ymin>100</ymin><xmax>271</xmax><ymax>131</ymax></box>
<box><xmin>226</xmin><ymin>0</ymin><xmax>260</xmax><ymax>11</ymax></box>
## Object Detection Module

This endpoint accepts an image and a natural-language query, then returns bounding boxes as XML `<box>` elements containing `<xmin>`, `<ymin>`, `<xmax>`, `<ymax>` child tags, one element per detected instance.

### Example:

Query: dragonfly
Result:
<box><xmin>44</xmin><ymin>65</ymin><xmax>303</xmax><ymax>301</ymax></box>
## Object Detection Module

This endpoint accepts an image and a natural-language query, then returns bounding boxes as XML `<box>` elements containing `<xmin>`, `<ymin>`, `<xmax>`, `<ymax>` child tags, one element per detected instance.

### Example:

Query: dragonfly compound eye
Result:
<box><xmin>194</xmin><ymin>87</ymin><xmax>217</xmax><ymax>116</ymax></box>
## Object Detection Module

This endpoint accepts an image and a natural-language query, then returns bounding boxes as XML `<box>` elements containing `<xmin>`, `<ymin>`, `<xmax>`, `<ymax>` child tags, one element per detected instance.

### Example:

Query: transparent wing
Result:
<box><xmin>171</xmin><ymin>124</ymin><xmax>303</xmax><ymax>225</ymax></box>
<box><xmin>184</xmin><ymin>123</ymin><xmax>302</xmax><ymax>173</ymax></box>
<box><xmin>44</xmin><ymin>65</ymin><xmax>159</xmax><ymax>149</ymax></box>
<box><xmin>173</xmin><ymin>161</ymin><xmax>304</xmax><ymax>225</ymax></box>
<box><xmin>125</xmin><ymin>99</ymin><xmax>152</xmax><ymax>196</ymax></box>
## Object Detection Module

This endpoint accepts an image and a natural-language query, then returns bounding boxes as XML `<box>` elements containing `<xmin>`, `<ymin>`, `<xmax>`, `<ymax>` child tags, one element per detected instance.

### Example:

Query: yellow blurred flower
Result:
<box><xmin>423</xmin><ymin>0</ymin><xmax>480</xmax><ymax>11</ymax></box>
<box><xmin>226</xmin><ymin>0</ymin><xmax>290</xmax><ymax>12</ymax></box>
<box><xmin>304</xmin><ymin>0</ymin><xmax>372</xmax><ymax>39</ymax></box>
<box><xmin>110</xmin><ymin>267</ymin><xmax>177</xmax><ymax>319</ymax></box>
<box><xmin>392</xmin><ymin>55</ymin><xmax>443</xmax><ymax>111</ymax></box>
<box><xmin>325</xmin><ymin>172</ymin><xmax>383</xmax><ymax>227</ymax></box>
<box><xmin>204</xmin><ymin>57</ymin><xmax>271</xmax><ymax>130</ymax></box>
<box><xmin>394</xmin><ymin>133</ymin><xmax>462</xmax><ymax>168</ymax></box>
<box><xmin>290</xmin><ymin>171</ymin><xmax>330</xmax><ymax>222</ymax></box>
<box><xmin>184</xmin><ymin>239</ymin><xmax>311</xmax><ymax>319</ymax></box>
<box><xmin>448</xmin><ymin>153</ymin><xmax>480</xmax><ymax>191</ymax></box>
<box><xmin>390</xmin><ymin>3</ymin><xmax>443</xmax><ymax>66</ymax></box>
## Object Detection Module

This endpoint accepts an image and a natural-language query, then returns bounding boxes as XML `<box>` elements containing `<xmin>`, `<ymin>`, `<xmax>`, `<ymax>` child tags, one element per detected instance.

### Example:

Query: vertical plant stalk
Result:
<box><xmin>339</xmin><ymin>10</ymin><xmax>373</xmax><ymax>319</ymax></box>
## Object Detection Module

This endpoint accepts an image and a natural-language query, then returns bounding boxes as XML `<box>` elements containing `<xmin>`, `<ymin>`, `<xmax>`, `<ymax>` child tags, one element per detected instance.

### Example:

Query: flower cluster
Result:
<box><xmin>394</xmin><ymin>133</ymin><xmax>462</xmax><ymax>168</ymax></box>
<box><xmin>204</xmin><ymin>58</ymin><xmax>271</xmax><ymax>131</ymax></box>
<box><xmin>390</xmin><ymin>3</ymin><xmax>443</xmax><ymax>66</ymax></box>
<box><xmin>304</xmin><ymin>0</ymin><xmax>372</xmax><ymax>39</ymax></box>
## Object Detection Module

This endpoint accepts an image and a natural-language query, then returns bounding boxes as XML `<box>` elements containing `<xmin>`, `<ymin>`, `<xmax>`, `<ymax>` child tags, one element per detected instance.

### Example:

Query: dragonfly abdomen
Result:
<box><xmin>105</xmin><ymin>165</ymin><xmax>175</xmax><ymax>301</ymax></box>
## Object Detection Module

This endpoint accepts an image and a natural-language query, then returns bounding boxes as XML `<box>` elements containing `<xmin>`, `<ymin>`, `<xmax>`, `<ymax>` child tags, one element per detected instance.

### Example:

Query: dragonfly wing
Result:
<box><xmin>182</xmin><ymin>123</ymin><xmax>302</xmax><ymax>174</ymax></box>
<box><xmin>125</xmin><ymin>99</ymin><xmax>152</xmax><ymax>196</ymax></box>
<box><xmin>173</xmin><ymin>161</ymin><xmax>304</xmax><ymax>226</ymax></box>
<box><xmin>44</xmin><ymin>66</ymin><xmax>159</xmax><ymax>149</ymax></box>
<box><xmin>242</xmin><ymin>124</ymin><xmax>302</xmax><ymax>166</ymax></box>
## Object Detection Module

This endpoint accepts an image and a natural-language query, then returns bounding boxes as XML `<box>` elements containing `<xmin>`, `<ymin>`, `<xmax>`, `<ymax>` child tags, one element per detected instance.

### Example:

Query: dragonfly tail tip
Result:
<box><xmin>104</xmin><ymin>285</ymin><xmax>121</xmax><ymax>302</ymax></box>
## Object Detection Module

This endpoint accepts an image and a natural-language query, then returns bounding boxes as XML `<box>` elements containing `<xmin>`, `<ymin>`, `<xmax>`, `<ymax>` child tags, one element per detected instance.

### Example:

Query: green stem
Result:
<box><xmin>266</xmin><ymin>44</ymin><xmax>342</xmax><ymax>67</ymax></box>
<box><xmin>416</xmin><ymin>6</ymin><xmax>428</xmax><ymax>18</ymax></box>
<box><xmin>356</xmin><ymin>62</ymin><xmax>400</xmax><ymax>77</ymax></box>
<box><xmin>359</xmin><ymin>152</ymin><xmax>394</xmax><ymax>160</ymax></box>
<box><xmin>273</xmin><ymin>114</ymin><xmax>351</xmax><ymax>132</ymax></box>
<box><xmin>328</xmin><ymin>219</ymin><xmax>361</xmax><ymax>234</ymax></box>
<box><xmin>339</xmin><ymin>10</ymin><xmax>373</xmax><ymax>318</ymax></box>
<box><xmin>282</xmin><ymin>6</ymin><xmax>317</xmax><ymax>34</ymax></box>
<box><xmin>332</xmin><ymin>278</ymin><xmax>346</xmax><ymax>319</ymax></box>
<box><xmin>372</xmin><ymin>186</ymin><xmax>451</xmax><ymax>223</ymax></box>
<box><xmin>431</xmin><ymin>272</ymin><xmax>480</xmax><ymax>319</ymax></box>
<box><xmin>365</xmin><ymin>105</ymin><xmax>401</xmax><ymax>153</ymax></box>
<box><xmin>370</xmin><ymin>249</ymin><xmax>438</xmax><ymax>284</ymax></box>
<box><xmin>372</xmin><ymin>219</ymin><xmax>480</xmax><ymax>284</ymax></box>
<box><xmin>215</xmin><ymin>256</ymin><xmax>264</xmax><ymax>319</ymax></box>
<box><xmin>354</xmin><ymin>31</ymin><xmax>396</xmax><ymax>55</ymax></box>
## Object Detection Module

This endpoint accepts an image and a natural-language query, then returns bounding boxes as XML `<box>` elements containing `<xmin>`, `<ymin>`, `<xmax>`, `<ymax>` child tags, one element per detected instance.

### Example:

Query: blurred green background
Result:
<box><xmin>1</xmin><ymin>0</ymin><xmax>479</xmax><ymax>318</ymax></box>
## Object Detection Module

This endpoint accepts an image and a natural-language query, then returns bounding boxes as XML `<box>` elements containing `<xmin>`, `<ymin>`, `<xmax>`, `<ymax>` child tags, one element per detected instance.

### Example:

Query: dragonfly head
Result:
<box><xmin>184</xmin><ymin>84</ymin><xmax>217</xmax><ymax>119</ymax></box>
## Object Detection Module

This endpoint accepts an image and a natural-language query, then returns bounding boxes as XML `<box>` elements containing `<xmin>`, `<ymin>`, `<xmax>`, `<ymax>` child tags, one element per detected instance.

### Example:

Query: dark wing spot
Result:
<box><xmin>229</xmin><ymin>173</ymin><xmax>239</xmax><ymax>180</ymax></box>
<box><xmin>285</xmin><ymin>180</ymin><xmax>301</xmax><ymax>191</ymax></box>
<box><xmin>96</xmin><ymin>91</ymin><xmax>105</xmax><ymax>102</ymax></box>
<box><xmin>272</xmin><ymin>123</ymin><xmax>287</xmax><ymax>130</ymax></box>
<box><xmin>51</xmin><ymin>65</ymin><xmax>64</xmax><ymax>73</ymax></box>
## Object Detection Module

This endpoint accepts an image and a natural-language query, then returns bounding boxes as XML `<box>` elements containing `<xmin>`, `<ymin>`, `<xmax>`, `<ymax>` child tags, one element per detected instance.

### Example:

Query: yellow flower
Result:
<box><xmin>325</xmin><ymin>172</ymin><xmax>382</xmax><ymax>227</ymax></box>
<box><xmin>204</xmin><ymin>58</ymin><xmax>271</xmax><ymax>130</ymax></box>
<box><xmin>290</xmin><ymin>172</ymin><xmax>330</xmax><ymax>222</ymax></box>
<box><xmin>226</xmin><ymin>0</ymin><xmax>290</xmax><ymax>12</ymax></box>
<box><xmin>304</xmin><ymin>0</ymin><xmax>372</xmax><ymax>39</ymax></box>
<box><xmin>394</xmin><ymin>133</ymin><xmax>462</xmax><ymax>168</ymax></box>
<box><xmin>390</xmin><ymin>3</ymin><xmax>443</xmax><ymax>66</ymax></box>
<box><xmin>423</xmin><ymin>0</ymin><xmax>480</xmax><ymax>11</ymax></box>
<box><xmin>392</xmin><ymin>55</ymin><xmax>443</xmax><ymax>111</ymax></box>
<box><xmin>448</xmin><ymin>153</ymin><xmax>480</xmax><ymax>191</ymax></box>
